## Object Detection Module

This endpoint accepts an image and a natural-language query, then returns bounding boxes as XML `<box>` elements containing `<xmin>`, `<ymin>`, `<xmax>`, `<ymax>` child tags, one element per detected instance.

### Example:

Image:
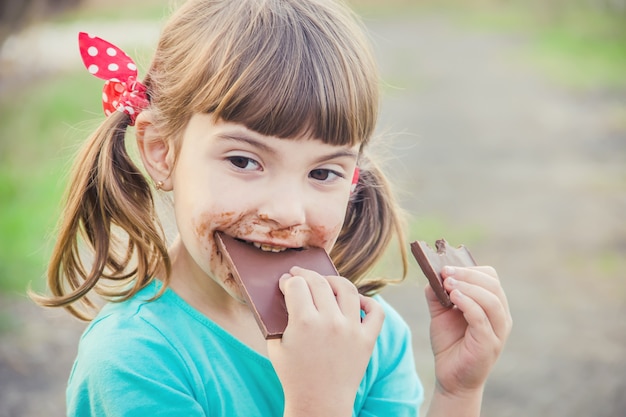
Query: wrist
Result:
<box><xmin>435</xmin><ymin>379</ymin><xmax>485</xmax><ymax>399</ymax></box>
<box><xmin>283</xmin><ymin>387</ymin><xmax>355</xmax><ymax>417</ymax></box>
<box><xmin>283</xmin><ymin>400</ymin><xmax>353</xmax><ymax>417</ymax></box>
<box><xmin>426</xmin><ymin>382</ymin><xmax>485</xmax><ymax>417</ymax></box>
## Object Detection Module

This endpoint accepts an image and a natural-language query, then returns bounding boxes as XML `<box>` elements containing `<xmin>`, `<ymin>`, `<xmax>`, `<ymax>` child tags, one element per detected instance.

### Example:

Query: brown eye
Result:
<box><xmin>227</xmin><ymin>156</ymin><xmax>260</xmax><ymax>171</ymax></box>
<box><xmin>309</xmin><ymin>169</ymin><xmax>340</xmax><ymax>182</ymax></box>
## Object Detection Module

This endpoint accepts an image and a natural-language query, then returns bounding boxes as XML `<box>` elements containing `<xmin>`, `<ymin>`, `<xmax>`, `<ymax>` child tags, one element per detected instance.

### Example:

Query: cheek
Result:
<box><xmin>309</xmin><ymin>224</ymin><xmax>342</xmax><ymax>253</ymax></box>
<box><xmin>309</xmin><ymin>201</ymin><xmax>349</xmax><ymax>252</ymax></box>
<box><xmin>192</xmin><ymin>211</ymin><xmax>246</xmax><ymax>299</ymax></box>
<box><xmin>194</xmin><ymin>211</ymin><xmax>235</xmax><ymax>254</ymax></box>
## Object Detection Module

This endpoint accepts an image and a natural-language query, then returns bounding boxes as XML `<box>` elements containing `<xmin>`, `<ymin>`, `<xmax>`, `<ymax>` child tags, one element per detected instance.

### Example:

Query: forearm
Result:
<box><xmin>426</xmin><ymin>384</ymin><xmax>484</xmax><ymax>417</ymax></box>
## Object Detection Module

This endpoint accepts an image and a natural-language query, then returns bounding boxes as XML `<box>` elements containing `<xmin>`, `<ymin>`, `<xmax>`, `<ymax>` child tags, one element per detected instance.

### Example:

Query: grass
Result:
<box><xmin>447</xmin><ymin>3</ymin><xmax>626</xmax><ymax>90</ymax></box>
<box><xmin>354</xmin><ymin>0</ymin><xmax>626</xmax><ymax>91</ymax></box>
<box><xmin>52</xmin><ymin>0</ymin><xmax>172</xmax><ymax>23</ymax></box>
<box><xmin>0</xmin><ymin>72</ymin><xmax>101</xmax><ymax>294</ymax></box>
<box><xmin>368</xmin><ymin>214</ymin><xmax>486</xmax><ymax>283</ymax></box>
<box><xmin>2</xmin><ymin>0</ymin><xmax>624</xmax><ymax>296</ymax></box>
<box><xmin>0</xmin><ymin>0</ymin><xmax>167</xmax><ymax>296</ymax></box>
<box><xmin>530</xmin><ymin>22</ymin><xmax>626</xmax><ymax>90</ymax></box>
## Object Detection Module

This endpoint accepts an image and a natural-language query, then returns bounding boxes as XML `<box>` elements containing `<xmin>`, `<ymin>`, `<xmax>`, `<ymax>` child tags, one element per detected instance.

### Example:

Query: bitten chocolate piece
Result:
<box><xmin>215</xmin><ymin>232</ymin><xmax>338</xmax><ymax>339</ymax></box>
<box><xmin>410</xmin><ymin>239</ymin><xmax>477</xmax><ymax>308</ymax></box>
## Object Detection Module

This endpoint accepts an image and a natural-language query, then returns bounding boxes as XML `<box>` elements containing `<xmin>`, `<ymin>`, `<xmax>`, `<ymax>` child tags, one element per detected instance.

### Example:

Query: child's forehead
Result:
<box><xmin>153</xmin><ymin>0</ymin><xmax>378</xmax><ymax>149</ymax></box>
<box><xmin>190</xmin><ymin>115</ymin><xmax>362</xmax><ymax>153</ymax></box>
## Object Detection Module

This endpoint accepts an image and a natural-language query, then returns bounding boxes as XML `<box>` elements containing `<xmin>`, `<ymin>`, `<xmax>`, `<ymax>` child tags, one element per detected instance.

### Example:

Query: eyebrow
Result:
<box><xmin>216</xmin><ymin>132</ymin><xmax>276</xmax><ymax>155</ymax></box>
<box><xmin>312</xmin><ymin>149</ymin><xmax>359</xmax><ymax>164</ymax></box>
<box><xmin>216</xmin><ymin>132</ymin><xmax>359</xmax><ymax>163</ymax></box>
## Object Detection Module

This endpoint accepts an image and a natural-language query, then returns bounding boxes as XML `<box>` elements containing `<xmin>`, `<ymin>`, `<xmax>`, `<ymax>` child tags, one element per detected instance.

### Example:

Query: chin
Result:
<box><xmin>222</xmin><ymin>272</ymin><xmax>246</xmax><ymax>303</ymax></box>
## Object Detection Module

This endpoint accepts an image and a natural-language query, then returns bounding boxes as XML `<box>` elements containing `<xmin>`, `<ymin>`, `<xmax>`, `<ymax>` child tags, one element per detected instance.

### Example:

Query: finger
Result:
<box><xmin>325</xmin><ymin>275</ymin><xmax>361</xmax><ymax>322</ymax></box>
<box><xmin>359</xmin><ymin>295</ymin><xmax>385</xmax><ymax>336</ymax></box>
<box><xmin>289</xmin><ymin>267</ymin><xmax>340</xmax><ymax>315</ymax></box>
<box><xmin>445</xmin><ymin>278</ymin><xmax>512</xmax><ymax>341</ymax></box>
<box><xmin>279</xmin><ymin>273</ymin><xmax>317</xmax><ymax>319</ymax></box>
<box><xmin>448</xmin><ymin>289</ymin><xmax>500</xmax><ymax>347</ymax></box>
<box><xmin>441</xmin><ymin>266</ymin><xmax>510</xmax><ymax>314</ymax></box>
<box><xmin>441</xmin><ymin>266</ymin><xmax>499</xmax><ymax>289</ymax></box>
<box><xmin>424</xmin><ymin>283</ymin><xmax>452</xmax><ymax>318</ymax></box>
<box><xmin>467</xmin><ymin>265</ymin><xmax>499</xmax><ymax>278</ymax></box>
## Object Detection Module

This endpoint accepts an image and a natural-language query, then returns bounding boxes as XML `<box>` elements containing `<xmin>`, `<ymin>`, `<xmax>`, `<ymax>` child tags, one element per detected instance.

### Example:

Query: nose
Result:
<box><xmin>257</xmin><ymin>181</ymin><xmax>307</xmax><ymax>228</ymax></box>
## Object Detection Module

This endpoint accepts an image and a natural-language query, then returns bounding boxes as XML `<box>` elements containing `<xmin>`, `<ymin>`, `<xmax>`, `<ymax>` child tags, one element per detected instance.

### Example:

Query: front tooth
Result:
<box><xmin>254</xmin><ymin>243</ymin><xmax>286</xmax><ymax>252</ymax></box>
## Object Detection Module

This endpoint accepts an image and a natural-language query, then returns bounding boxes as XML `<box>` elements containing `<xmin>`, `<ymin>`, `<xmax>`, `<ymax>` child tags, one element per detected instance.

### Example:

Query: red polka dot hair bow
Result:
<box><xmin>351</xmin><ymin>167</ymin><xmax>359</xmax><ymax>194</ymax></box>
<box><xmin>78</xmin><ymin>32</ymin><xmax>149</xmax><ymax>125</ymax></box>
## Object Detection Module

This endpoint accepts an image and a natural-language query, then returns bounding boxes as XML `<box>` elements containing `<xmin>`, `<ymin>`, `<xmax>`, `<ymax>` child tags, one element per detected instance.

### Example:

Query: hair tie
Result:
<box><xmin>78</xmin><ymin>32</ymin><xmax>149</xmax><ymax>126</ymax></box>
<box><xmin>351</xmin><ymin>167</ymin><xmax>359</xmax><ymax>194</ymax></box>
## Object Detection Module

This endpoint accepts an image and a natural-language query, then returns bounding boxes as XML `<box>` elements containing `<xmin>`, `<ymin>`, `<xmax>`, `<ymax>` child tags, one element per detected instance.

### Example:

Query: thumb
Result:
<box><xmin>424</xmin><ymin>283</ymin><xmax>452</xmax><ymax>318</ymax></box>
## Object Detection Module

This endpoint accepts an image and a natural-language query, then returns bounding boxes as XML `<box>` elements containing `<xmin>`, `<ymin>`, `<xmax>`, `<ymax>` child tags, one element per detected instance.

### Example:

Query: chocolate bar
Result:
<box><xmin>214</xmin><ymin>232</ymin><xmax>338</xmax><ymax>339</ymax></box>
<box><xmin>410</xmin><ymin>239</ymin><xmax>477</xmax><ymax>307</ymax></box>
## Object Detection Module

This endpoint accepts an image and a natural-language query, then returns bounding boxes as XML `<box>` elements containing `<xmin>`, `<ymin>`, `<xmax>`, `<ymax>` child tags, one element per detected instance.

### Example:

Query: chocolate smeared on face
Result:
<box><xmin>410</xmin><ymin>238</ymin><xmax>477</xmax><ymax>308</ymax></box>
<box><xmin>214</xmin><ymin>231</ymin><xmax>338</xmax><ymax>339</ymax></box>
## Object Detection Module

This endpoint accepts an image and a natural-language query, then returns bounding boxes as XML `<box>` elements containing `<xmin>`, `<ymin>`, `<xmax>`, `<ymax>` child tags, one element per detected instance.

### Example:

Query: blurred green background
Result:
<box><xmin>1</xmin><ymin>0</ymin><xmax>625</xmax><ymax>415</ymax></box>
<box><xmin>2</xmin><ymin>0</ymin><xmax>625</xmax><ymax>294</ymax></box>
<box><xmin>0</xmin><ymin>0</ymin><xmax>167</xmax><ymax>294</ymax></box>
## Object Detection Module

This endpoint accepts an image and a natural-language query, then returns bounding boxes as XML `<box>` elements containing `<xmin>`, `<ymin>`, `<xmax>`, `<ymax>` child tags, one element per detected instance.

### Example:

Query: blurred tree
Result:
<box><xmin>592</xmin><ymin>0</ymin><xmax>626</xmax><ymax>13</ymax></box>
<box><xmin>0</xmin><ymin>0</ymin><xmax>83</xmax><ymax>45</ymax></box>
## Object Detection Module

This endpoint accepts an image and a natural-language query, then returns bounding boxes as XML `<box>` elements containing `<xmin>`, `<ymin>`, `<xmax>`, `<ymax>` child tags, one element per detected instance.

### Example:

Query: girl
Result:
<box><xmin>34</xmin><ymin>0</ymin><xmax>512</xmax><ymax>415</ymax></box>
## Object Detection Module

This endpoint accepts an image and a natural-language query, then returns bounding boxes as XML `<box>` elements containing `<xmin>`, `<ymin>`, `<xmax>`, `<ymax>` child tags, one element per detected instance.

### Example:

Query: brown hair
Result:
<box><xmin>32</xmin><ymin>0</ymin><xmax>408</xmax><ymax>320</ymax></box>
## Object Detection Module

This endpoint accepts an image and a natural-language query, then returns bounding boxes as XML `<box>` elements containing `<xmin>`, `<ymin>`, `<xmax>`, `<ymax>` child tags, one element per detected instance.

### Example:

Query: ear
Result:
<box><xmin>135</xmin><ymin>111</ymin><xmax>175</xmax><ymax>191</ymax></box>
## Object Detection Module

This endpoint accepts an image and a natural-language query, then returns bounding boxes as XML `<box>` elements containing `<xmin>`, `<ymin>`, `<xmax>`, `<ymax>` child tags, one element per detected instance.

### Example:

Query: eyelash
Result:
<box><xmin>309</xmin><ymin>168</ymin><xmax>343</xmax><ymax>182</ymax></box>
<box><xmin>227</xmin><ymin>156</ymin><xmax>261</xmax><ymax>171</ymax></box>
<box><xmin>227</xmin><ymin>156</ymin><xmax>344</xmax><ymax>183</ymax></box>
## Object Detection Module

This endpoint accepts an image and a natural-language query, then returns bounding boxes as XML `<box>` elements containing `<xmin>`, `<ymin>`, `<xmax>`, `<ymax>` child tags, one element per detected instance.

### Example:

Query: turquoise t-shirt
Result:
<box><xmin>67</xmin><ymin>281</ymin><xmax>423</xmax><ymax>416</ymax></box>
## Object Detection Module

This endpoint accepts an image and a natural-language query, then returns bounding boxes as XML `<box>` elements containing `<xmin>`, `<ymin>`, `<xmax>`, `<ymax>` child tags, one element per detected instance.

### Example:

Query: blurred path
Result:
<box><xmin>0</xmin><ymin>21</ymin><xmax>160</xmax><ymax>94</ymax></box>
<box><xmin>372</xmin><ymin>16</ymin><xmax>626</xmax><ymax>417</ymax></box>
<box><xmin>1</xmin><ymin>13</ymin><xmax>626</xmax><ymax>417</ymax></box>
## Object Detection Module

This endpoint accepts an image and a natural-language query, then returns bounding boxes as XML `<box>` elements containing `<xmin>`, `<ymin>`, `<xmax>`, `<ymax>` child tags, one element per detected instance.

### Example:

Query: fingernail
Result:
<box><xmin>452</xmin><ymin>289</ymin><xmax>465</xmax><ymax>299</ymax></box>
<box><xmin>444</xmin><ymin>266</ymin><xmax>456</xmax><ymax>275</ymax></box>
<box><xmin>446</xmin><ymin>277</ymin><xmax>457</xmax><ymax>287</ymax></box>
<box><xmin>278</xmin><ymin>273</ymin><xmax>291</xmax><ymax>294</ymax></box>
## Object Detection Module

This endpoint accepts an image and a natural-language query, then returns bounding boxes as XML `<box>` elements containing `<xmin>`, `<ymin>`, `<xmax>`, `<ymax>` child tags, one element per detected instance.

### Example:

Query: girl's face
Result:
<box><xmin>170</xmin><ymin>114</ymin><xmax>359</xmax><ymax>300</ymax></box>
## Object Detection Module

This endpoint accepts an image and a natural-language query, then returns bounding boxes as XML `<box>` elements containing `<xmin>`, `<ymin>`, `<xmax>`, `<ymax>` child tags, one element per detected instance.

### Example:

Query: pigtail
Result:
<box><xmin>331</xmin><ymin>152</ymin><xmax>408</xmax><ymax>295</ymax></box>
<box><xmin>31</xmin><ymin>112</ymin><xmax>170</xmax><ymax>320</ymax></box>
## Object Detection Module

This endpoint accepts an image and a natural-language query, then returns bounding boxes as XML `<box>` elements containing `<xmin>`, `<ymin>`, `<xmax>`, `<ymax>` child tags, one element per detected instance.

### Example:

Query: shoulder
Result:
<box><xmin>74</xmin><ymin>280</ymin><xmax>209</xmax><ymax>374</ymax></box>
<box><xmin>72</xmin><ymin>285</ymin><xmax>184</xmax><ymax>379</ymax></box>
<box><xmin>73</xmin><ymin>281</ymin><xmax>197</xmax><ymax>375</ymax></box>
<box><xmin>79</xmin><ymin>283</ymin><xmax>176</xmax><ymax>350</ymax></box>
<box><xmin>67</xmin><ymin>283</ymin><xmax>205</xmax><ymax>414</ymax></box>
<box><xmin>373</xmin><ymin>294</ymin><xmax>413</xmax><ymax>345</ymax></box>
<box><xmin>370</xmin><ymin>294</ymin><xmax>418</xmax><ymax>381</ymax></box>
<box><xmin>355</xmin><ymin>294</ymin><xmax>424</xmax><ymax>415</ymax></box>
<box><xmin>369</xmin><ymin>294</ymin><xmax>414</xmax><ymax>365</ymax></box>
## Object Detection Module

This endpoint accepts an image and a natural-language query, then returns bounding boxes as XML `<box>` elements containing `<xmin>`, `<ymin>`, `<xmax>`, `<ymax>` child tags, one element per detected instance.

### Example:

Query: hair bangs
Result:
<box><xmin>187</xmin><ymin>0</ymin><xmax>379</xmax><ymax>147</ymax></box>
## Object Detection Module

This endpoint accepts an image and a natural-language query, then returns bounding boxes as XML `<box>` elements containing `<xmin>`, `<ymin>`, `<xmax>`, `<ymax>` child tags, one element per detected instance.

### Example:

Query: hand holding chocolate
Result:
<box><xmin>410</xmin><ymin>239</ymin><xmax>477</xmax><ymax>307</ymax></box>
<box><xmin>215</xmin><ymin>232</ymin><xmax>338</xmax><ymax>339</ymax></box>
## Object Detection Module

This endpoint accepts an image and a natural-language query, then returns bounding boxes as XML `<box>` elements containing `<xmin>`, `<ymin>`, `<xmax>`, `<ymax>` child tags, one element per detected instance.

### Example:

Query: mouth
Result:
<box><xmin>234</xmin><ymin>237</ymin><xmax>303</xmax><ymax>253</ymax></box>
